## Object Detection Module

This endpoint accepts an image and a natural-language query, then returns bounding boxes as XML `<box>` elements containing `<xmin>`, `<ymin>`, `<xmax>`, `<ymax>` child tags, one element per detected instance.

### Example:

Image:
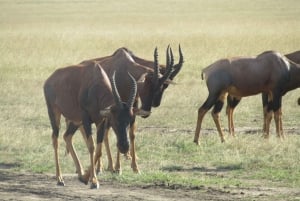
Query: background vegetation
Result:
<box><xmin>0</xmin><ymin>0</ymin><xmax>300</xmax><ymax>196</ymax></box>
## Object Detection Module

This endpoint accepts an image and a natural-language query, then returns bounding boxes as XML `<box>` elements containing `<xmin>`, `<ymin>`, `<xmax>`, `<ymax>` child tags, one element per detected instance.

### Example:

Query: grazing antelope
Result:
<box><xmin>43</xmin><ymin>62</ymin><xmax>140</xmax><ymax>188</ymax></box>
<box><xmin>226</xmin><ymin>50</ymin><xmax>300</xmax><ymax>137</ymax></box>
<box><xmin>84</xmin><ymin>45</ymin><xmax>183</xmax><ymax>108</ymax></box>
<box><xmin>194</xmin><ymin>50</ymin><xmax>300</xmax><ymax>145</ymax></box>
<box><xmin>81</xmin><ymin>46</ymin><xmax>184</xmax><ymax>175</ymax></box>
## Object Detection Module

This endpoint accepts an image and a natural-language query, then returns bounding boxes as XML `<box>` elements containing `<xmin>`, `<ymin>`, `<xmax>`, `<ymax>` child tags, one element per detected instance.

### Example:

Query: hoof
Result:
<box><xmin>57</xmin><ymin>181</ymin><xmax>65</xmax><ymax>186</ymax></box>
<box><xmin>79</xmin><ymin>176</ymin><xmax>89</xmax><ymax>185</ymax></box>
<box><xmin>90</xmin><ymin>182</ymin><xmax>99</xmax><ymax>189</ymax></box>
<box><xmin>193</xmin><ymin>140</ymin><xmax>200</xmax><ymax>145</ymax></box>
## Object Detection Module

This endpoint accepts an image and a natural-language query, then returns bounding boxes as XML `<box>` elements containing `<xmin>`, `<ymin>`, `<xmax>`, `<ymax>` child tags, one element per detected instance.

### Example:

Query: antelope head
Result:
<box><xmin>100</xmin><ymin>71</ymin><xmax>137</xmax><ymax>154</ymax></box>
<box><xmin>139</xmin><ymin>45</ymin><xmax>184</xmax><ymax>117</ymax></box>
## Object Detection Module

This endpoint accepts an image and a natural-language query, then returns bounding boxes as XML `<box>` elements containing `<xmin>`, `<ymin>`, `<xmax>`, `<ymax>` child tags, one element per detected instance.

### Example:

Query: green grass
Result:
<box><xmin>1</xmin><ymin>0</ymin><xmax>300</xmax><ymax>194</ymax></box>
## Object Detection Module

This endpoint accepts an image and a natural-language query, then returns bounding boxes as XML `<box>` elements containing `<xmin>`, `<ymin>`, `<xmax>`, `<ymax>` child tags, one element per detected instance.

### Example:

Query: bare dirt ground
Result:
<box><xmin>1</xmin><ymin>164</ymin><xmax>300</xmax><ymax>201</ymax></box>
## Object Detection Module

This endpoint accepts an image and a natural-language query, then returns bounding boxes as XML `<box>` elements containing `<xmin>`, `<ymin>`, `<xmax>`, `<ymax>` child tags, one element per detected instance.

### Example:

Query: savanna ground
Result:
<box><xmin>1</xmin><ymin>0</ymin><xmax>300</xmax><ymax>200</ymax></box>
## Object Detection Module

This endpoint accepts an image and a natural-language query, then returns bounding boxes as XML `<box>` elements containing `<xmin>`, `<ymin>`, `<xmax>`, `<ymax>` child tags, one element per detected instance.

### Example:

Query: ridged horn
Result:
<box><xmin>166</xmin><ymin>45</ymin><xmax>170</xmax><ymax>68</ymax></box>
<box><xmin>153</xmin><ymin>47</ymin><xmax>159</xmax><ymax>84</ymax></box>
<box><xmin>159</xmin><ymin>46</ymin><xmax>174</xmax><ymax>85</ymax></box>
<box><xmin>169</xmin><ymin>44</ymin><xmax>184</xmax><ymax>80</ymax></box>
<box><xmin>110</xmin><ymin>71</ymin><xmax>122</xmax><ymax>108</ymax></box>
<box><xmin>169</xmin><ymin>46</ymin><xmax>174</xmax><ymax>67</ymax></box>
<box><xmin>127</xmin><ymin>72</ymin><xmax>137</xmax><ymax>108</ymax></box>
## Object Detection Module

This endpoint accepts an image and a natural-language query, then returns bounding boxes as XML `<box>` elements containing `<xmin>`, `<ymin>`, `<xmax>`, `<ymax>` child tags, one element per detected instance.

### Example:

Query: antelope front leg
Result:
<box><xmin>129</xmin><ymin>121</ymin><xmax>140</xmax><ymax>174</ymax></box>
<box><xmin>94</xmin><ymin>142</ymin><xmax>103</xmax><ymax>174</ymax></box>
<box><xmin>94</xmin><ymin>120</ymin><xmax>112</xmax><ymax>174</ymax></box>
<box><xmin>86</xmin><ymin>135</ymin><xmax>99</xmax><ymax>189</ymax></box>
<box><xmin>226</xmin><ymin>96</ymin><xmax>240</xmax><ymax>137</ymax></box>
<box><xmin>104</xmin><ymin>128</ymin><xmax>115</xmax><ymax>172</ymax></box>
<box><xmin>274</xmin><ymin>109</ymin><xmax>284</xmax><ymax>140</ymax></box>
<box><xmin>262</xmin><ymin>106</ymin><xmax>274</xmax><ymax>135</ymax></box>
<box><xmin>227</xmin><ymin>107</ymin><xmax>235</xmax><ymax>137</ymax></box>
<box><xmin>114</xmin><ymin>150</ymin><xmax>122</xmax><ymax>175</ymax></box>
<box><xmin>263</xmin><ymin>111</ymin><xmax>273</xmax><ymax>139</ymax></box>
<box><xmin>83</xmin><ymin>142</ymin><xmax>103</xmax><ymax>183</ymax></box>
<box><xmin>262</xmin><ymin>106</ymin><xmax>268</xmax><ymax>133</ymax></box>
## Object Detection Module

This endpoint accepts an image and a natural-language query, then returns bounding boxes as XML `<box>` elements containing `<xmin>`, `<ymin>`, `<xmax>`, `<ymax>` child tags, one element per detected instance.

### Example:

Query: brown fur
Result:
<box><xmin>194</xmin><ymin>51</ymin><xmax>300</xmax><ymax>144</ymax></box>
<box><xmin>44</xmin><ymin>62</ymin><xmax>137</xmax><ymax>188</ymax></box>
<box><xmin>82</xmin><ymin>46</ymin><xmax>183</xmax><ymax>175</ymax></box>
<box><xmin>226</xmin><ymin>50</ymin><xmax>300</xmax><ymax>138</ymax></box>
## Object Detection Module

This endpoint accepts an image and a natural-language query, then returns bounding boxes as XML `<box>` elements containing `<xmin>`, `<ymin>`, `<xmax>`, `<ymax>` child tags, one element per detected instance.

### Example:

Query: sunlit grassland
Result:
<box><xmin>0</xmin><ymin>0</ymin><xmax>300</xmax><ymax>192</ymax></box>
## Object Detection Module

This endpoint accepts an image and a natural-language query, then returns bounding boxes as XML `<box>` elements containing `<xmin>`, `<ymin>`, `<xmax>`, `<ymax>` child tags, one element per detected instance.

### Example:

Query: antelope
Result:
<box><xmin>84</xmin><ymin>45</ymin><xmax>183</xmax><ymax>108</ymax></box>
<box><xmin>226</xmin><ymin>50</ymin><xmax>300</xmax><ymax>137</ymax></box>
<box><xmin>43</xmin><ymin>62</ymin><xmax>140</xmax><ymax>188</ymax></box>
<box><xmin>81</xmin><ymin>46</ymin><xmax>184</xmax><ymax>175</ymax></box>
<box><xmin>194</xmin><ymin>50</ymin><xmax>300</xmax><ymax>145</ymax></box>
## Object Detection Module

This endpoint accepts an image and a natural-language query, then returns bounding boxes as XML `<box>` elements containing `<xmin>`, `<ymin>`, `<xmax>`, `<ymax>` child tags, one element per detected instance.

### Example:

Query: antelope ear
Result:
<box><xmin>137</xmin><ymin>73</ymin><xmax>147</xmax><ymax>83</ymax></box>
<box><xmin>134</xmin><ymin>108</ymin><xmax>151</xmax><ymax>116</ymax></box>
<box><xmin>164</xmin><ymin>79</ymin><xmax>176</xmax><ymax>85</ymax></box>
<box><xmin>99</xmin><ymin>107</ymin><xmax>111</xmax><ymax>117</ymax></box>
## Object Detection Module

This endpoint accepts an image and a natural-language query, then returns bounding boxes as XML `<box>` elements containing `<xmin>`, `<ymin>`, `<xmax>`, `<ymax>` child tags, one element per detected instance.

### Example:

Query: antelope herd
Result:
<box><xmin>44</xmin><ymin>46</ymin><xmax>300</xmax><ymax>188</ymax></box>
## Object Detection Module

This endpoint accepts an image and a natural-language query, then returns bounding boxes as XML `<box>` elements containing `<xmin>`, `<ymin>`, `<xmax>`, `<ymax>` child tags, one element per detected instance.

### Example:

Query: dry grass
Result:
<box><xmin>0</xmin><ymin>0</ymin><xmax>300</xmax><ymax>194</ymax></box>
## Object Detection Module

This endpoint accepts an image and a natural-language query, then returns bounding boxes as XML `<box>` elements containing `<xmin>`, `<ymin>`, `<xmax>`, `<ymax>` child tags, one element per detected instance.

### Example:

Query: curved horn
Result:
<box><xmin>153</xmin><ymin>47</ymin><xmax>159</xmax><ymax>84</ymax></box>
<box><xmin>127</xmin><ymin>72</ymin><xmax>137</xmax><ymax>108</ymax></box>
<box><xmin>169</xmin><ymin>44</ymin><xmax>184</xmax><ymax>80</ymax></box>
<box><xmin>166</xmin><ymin>45</ymin><xmax>170</xmax><ymax>68</ymax></box>
<box><xmin>159</xmin><ymin>46</ymin><xmax>174</xmax><ymax>85</ymax></box>
<box><xmin>110</xmin><ymin>71</ymin><xmax>122</xmax><ymax>107</ymax></box>
<box><xmin>169</xmin><ymin>46</ymin><xmax>174</xmax><ymax>67</ymax></box>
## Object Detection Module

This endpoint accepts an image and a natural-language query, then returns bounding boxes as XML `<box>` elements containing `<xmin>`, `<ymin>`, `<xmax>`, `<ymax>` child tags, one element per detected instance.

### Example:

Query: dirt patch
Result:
<box><xmin>0</xmin><ymin>168</ymin><xmax>299</xmax><ymax>201</ymax></box>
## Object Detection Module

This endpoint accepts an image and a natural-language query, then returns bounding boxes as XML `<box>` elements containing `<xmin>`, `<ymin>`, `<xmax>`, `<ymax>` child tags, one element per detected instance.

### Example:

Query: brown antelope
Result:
<box><xmin>43</xmin><ymin>62</ymin><xmax>140</xmax><ymax>188</ymax></box>
<box><xmin>194</xmin><ymin>50</ymin><xmax>300</xmax><ymax>145</ymax></box>
<box><xmin>226</xmin><ymin>50</ymin><xmax>300</xmax><ymax>137</ymax></box>
<box><xmin>84</xmin><ymin>45</ymin><xmax>183</xmax><ymax>108</ymax></box>
<box><xmin>81</xmin><ymin>46</ymin><xmax>183</xmax><ymax>175</ymax></box>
